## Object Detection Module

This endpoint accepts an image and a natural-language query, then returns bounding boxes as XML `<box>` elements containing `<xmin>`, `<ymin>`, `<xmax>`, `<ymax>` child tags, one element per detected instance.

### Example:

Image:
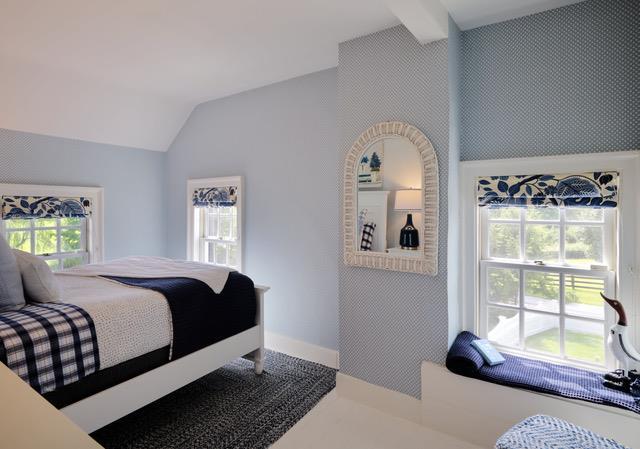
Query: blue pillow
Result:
<box><xmin>0</xmin><ymin>234</ymin><xmax>25</xmax><ymax>312</ymax></box>
<box><xmin>471</xmin><ymin>339</ymin><xmax>506</xmax><ymax>366</ymax></box>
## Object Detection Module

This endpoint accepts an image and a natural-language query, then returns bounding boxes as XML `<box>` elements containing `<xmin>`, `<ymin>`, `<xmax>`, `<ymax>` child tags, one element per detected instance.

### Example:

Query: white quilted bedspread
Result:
<box><xmin>58</xmin><ymin>256</ymin><xmax>233</xmax><ymax>294</ymax></box>
<box><xmin>56</xmin><ymin>275</ymin><xmax>172</xmax><ymax>370</ymax></box>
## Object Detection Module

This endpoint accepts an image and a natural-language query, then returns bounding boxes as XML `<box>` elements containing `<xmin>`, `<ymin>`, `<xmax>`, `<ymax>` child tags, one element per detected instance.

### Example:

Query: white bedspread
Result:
<box><xmin>56</xmin><ymin>275</ymin><xmax>172</xmax><ymax>370</ymax></box>
<box><xmin>58</xmin><ymin>256</ymin><xmax>234</xmax><ymax>294</ymax></box>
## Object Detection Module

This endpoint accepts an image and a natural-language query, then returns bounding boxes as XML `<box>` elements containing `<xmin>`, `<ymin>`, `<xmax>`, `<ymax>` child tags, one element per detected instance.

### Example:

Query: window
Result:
<box><xmin>187</xmin><ymin>177</ymin><xmax>242</xmax><ymax>271</ymax></box>
<box><xmin>0</xmin><ymin>184</ymin><xmax>104</xmax><ymax>270</ymax></box>
<box><xmin>2</xmin><ymin>217</ymin><xmax>88</xmax><ymax>270</ymax></box>
<box><xmin>479</xmin><ymin>206</ymin><xmax>616</xmax><ymax>369</ymax></box>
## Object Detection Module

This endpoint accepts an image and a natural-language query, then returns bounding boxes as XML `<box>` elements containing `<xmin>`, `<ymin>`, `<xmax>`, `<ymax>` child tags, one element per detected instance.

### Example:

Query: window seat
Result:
<box><xmin>446</xmin><ymin>331</ymin><xmax>640</xmax><ymax>415</ymax></box>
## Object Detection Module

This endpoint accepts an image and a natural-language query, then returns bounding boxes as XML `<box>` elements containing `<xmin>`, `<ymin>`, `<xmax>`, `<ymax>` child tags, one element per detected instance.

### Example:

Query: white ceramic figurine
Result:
<box><xmin>601</xmin><ymin>293</ymin><xmax>640</xmax><ymax>372</ymax></box>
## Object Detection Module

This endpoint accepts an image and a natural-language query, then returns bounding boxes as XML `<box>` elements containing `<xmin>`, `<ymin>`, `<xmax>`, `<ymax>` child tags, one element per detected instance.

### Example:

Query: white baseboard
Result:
<box><xmin>336</xmin><ymin>373</ymin><xmax>422</xmax><ymax>425</ymax></box>
<box><xmin>264</xmin><ymin>331</ymin><xmax>339</xmax><ymax>369</ymax></box>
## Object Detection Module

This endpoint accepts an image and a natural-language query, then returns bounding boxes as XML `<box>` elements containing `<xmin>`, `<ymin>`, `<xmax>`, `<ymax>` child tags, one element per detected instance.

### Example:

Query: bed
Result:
<box><xmin>0</xmin><ymin>256</ymin><xmax>268</xmax><ymax>433</ymax></box>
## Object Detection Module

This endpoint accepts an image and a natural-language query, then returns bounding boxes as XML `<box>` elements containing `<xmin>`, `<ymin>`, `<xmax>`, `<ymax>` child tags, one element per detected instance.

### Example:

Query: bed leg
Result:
<box><xmin>253</xmin><ymin>285</ymin><xmax>268</xmax><ymax>375</ymax></box>
<box><xmin>254</xmin><ymin>347</ymin><xmax>264</xmax><ymax>375</ymax></box>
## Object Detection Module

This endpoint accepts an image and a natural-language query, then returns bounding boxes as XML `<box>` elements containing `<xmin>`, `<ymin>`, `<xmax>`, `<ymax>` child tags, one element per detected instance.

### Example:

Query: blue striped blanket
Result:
<box><xmin>0</xmin><ymin>303</ymin><xmax>99</xmax><ymax>394</ymax></box>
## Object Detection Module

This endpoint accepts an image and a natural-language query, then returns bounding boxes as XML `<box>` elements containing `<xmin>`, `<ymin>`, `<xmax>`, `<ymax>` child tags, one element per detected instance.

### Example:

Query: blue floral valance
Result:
<box><xmin>477</xmin><ymin>172</ymin><xmax>619</xmax><ymax>208</ymax></box>
<box><xmin>192</xmin><ymin>186</ymin><xmax>237</xmax><ymax>208</ymax></box>
<box><xmin>2</xmin><ymin>196</ymin><xmax>93</xmax><ymax>219</ymax></box>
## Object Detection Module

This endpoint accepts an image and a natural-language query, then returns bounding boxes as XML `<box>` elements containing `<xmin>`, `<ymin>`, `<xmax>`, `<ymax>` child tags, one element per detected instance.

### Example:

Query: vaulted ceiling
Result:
<box><xmin>0</xmin><ymin>0</ymin><xmax>583</xmax><ymax>151</ymax></box>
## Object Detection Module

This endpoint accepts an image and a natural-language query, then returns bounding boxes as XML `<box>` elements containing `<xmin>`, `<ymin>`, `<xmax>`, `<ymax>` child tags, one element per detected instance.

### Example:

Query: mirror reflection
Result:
<box><xmin>356</xmin><ymin>136</ymin><xmax>422</xmax><ymax>257</ymax></box>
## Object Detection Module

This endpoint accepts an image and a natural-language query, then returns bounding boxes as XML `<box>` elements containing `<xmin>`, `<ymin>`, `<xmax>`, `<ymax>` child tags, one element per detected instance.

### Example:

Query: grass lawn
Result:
<box><xmin>525</xmin><ymin>328</ymin><xmax>604</xmax><ymax>364</ymax></box>
<box><xmin>565</xmin><ymin>285</ymin><xmax>603</xmax><ymax>306</ymax></box>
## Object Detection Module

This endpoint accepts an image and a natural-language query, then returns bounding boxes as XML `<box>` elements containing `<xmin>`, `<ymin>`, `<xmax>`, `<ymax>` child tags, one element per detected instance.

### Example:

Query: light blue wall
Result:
<box><xmin>338</xmin><ymin>26</ymin><xmax>450</xmax><ymax>398</ymax></box>
<box><xmin>0</xmin><ymin>128</ymin><xmax>167</xmax><ymax>259</ymax></box>
<box><xmin>165</xmin><ymin>69</ymin><xmax>340</xmax><ymax>350</ymax></box>
<box><xmin>461</xmin><ymin>0</ymin><xmax>639</xmax><ymax>160</ymax></box>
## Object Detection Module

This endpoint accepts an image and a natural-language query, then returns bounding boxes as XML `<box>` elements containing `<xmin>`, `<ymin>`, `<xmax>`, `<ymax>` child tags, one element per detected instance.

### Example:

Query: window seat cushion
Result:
<box><xmin>446</xmin><ymin>331</ymin><xmax>640</xmax><ymax>415</ymax></box>
<box><xmin>496</xmin><ymin>414</ymin><xmax>628</xmax><ymax>449</ymax></box>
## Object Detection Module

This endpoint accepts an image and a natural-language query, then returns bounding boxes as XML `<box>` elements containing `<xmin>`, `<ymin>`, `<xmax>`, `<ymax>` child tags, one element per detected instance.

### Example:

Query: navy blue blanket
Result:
<box><xmin>447</xmin><ymin>331</ymin><xmax>640</xmax><ymax>415</ymax></box>
<box><xmin>105</xmin><ymin>272</ymin><xmax>256</xmax><ymax>360</ymax></box>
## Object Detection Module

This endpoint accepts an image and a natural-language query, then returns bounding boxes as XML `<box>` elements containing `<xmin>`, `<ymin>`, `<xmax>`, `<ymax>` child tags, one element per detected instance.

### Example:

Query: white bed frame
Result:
<box><xmin>61</xmin><ymin>285</ymin><xmax>269</xmax><ymax>433</ymax></box>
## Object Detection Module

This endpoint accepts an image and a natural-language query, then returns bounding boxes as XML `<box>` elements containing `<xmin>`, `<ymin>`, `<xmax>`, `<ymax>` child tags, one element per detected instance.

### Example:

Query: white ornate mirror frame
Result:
<box><xmin>343</xmin><ymin>121</ymin><xmax>439</xmax><ymax>275</ymax></box>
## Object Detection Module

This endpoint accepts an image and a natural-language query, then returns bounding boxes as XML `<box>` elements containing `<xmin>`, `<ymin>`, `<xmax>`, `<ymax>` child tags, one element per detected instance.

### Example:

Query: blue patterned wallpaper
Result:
<box><xmin>338</xmin><ymin>26</ymin><xmax>450</xmax><ymax>398</ymax></box>
<box><xmin>461</xmin><ymin>0</ymin><xmax>639</xmax><ymax>160</ymax></box>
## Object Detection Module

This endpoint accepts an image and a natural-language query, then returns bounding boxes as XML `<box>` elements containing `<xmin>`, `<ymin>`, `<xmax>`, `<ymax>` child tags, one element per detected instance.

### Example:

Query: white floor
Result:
<box><xmin>271</xmin><ymin>390</ymin><xmax>486</xmax><ymax>449</ymax></box>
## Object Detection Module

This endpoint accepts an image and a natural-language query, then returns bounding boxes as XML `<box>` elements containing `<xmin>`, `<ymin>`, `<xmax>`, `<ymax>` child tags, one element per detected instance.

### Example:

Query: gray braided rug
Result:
<box><xmin>91</xmin><ymin>350</ymin><xmax>336</xmax><ymax>449</ymax></box>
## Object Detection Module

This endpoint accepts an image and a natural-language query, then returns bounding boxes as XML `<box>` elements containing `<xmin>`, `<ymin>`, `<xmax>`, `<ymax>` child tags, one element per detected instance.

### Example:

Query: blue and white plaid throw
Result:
<box><xmin>0</xmin><ymin>303</ymin><xmax>99</xmax><ymax>394</ymax></box>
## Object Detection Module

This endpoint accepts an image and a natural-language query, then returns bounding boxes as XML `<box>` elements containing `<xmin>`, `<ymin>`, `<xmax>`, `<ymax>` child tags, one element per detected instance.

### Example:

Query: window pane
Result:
<box><xmin>524</xmin><ymin>271</ymin><xmax>559</xmax><ymax>313</ymax></box>
<box><xmin>230</xmin><ymin>208</ymin><xmax>238</xmax><ymax>240</ymax></box>
<box><xmin>525</xmin><ymin>224</ymin><xmax>559</xmax><ymax>263</ymax></box>
<box><xmin>5</xmin><ymin>219</ymin><xmax>30</xmax><ymax>229</ymax></box>
<box><xmin>62</xmin><ymin>257</ymin><xmax>84</xmax><ymax>269</ymax></box>
<box><xmin>566</xmin><ymin>208</ymin><xmax>603</xmax><ymax>222</ymax></box>
<box><xmin>46</xmin><ymin>260</ymin><xmax>60</xmax><ymax>271</ymax></box>
<box><xmin>219</xmin><ymin>215</ymin><xmax>232</xmax><ymax>240</ymax></box>
<box><xmin>35</xmin><ymin>229</ymin><xmax>57</xmax><ymax>255</ymax></box>
<box><xmin>214</xmin><ymin>242</ymin><xmax>228</xmax><ymax>265</ymax></box>
<box><xmin>35</xmin><ymin>218</ymin><xmax>56</xmax><ymax>227</ymax></box>
<box><xmin>61</xmin><ymin>217</ymin><xmax>82</xmax><ymax>226</ymax></box>
<box><xmin>61</xmin><ymin>228</ymin><xmax>82</xmax><ymax>252</ymax></box>
<box><xmin>526</xmin><ymin>207</ymin><xmax>559</xmax><ymax>221</ymax></box>
<box><xmin>487</xmin><ymin>307</ymin><xmax>519</xmax><ymax>348</ymax></box>
<box><xmin>207</xmin><ymin>212</ymin><xmax>218</xmax><ymax>238</ymax></box>
<box><xmin>228</xmin><ymin>244</ymin><xmax>238</xmax><ymax>268</ymax></box>
<box><xmin>206</xmin><ymin>241</ymin><xmax>215</xmax><ymax>264</ymax></box>
<box><xmin>565</xmin><ymin>225</ymin><xmax>603</xmax><ymax>266</ymax></box>
<box><xmin>524</xmin><ymin>312</ymin><xmax>560</xmax><ymax>355</ymax></box>
<box><xmin>487</xmin><ymin>268</ymin><xmax>519</xmax><ymax>306</ymax></box>
<box><xmin>7</xmin><ymin>231</ymin><xmax>31</xmax><ymax>251</ymax></box>
<box><xmin>565</xmin><ymin>275</ymin><xmax>605</xmax><ymax>320</ymax></box>
<box><xmin>488</xmin><ymin>208</ymin><xmax>519</xmax><ymax>220</ymax></box>
<box><xmin>565</xmin><ymin>319</ymin><xmax>605</xmax><ymax>365</ymax></box>
<box><xmin>489</xmin><ymin>223</ymin><xmax>520</xmax><ymax>259</ymax></box>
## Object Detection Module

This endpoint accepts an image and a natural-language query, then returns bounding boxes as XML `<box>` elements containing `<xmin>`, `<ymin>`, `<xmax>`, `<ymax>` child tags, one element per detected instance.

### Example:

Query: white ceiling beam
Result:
<box><xmin>386</xmin><ymin>0</ymin><xmax>449</xmax><ymax>44</ymax></box>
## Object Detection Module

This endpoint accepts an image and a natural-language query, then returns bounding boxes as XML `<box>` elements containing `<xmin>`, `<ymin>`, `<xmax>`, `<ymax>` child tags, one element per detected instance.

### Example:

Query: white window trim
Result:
<box><xmin>459</xmin><ymin>151</ymin><xmax>640</xmax><ymax>367</ymax></box>
<box><xmin>186</xmin><ymin>176</ymin><xmax>243</xmax><ymax>271</ymax></box>
<box><xmin>0</xmin><ymin>183</ymin><xmax>104</xmax><ymax>263</ymax></box>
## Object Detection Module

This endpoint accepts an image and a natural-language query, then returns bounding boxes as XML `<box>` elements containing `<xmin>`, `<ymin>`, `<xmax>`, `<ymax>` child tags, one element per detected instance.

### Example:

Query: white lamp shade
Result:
<box><xmin>394</xmin><ymin>189</ymin><xmax>422</xmax><ymax>211</ymax></box>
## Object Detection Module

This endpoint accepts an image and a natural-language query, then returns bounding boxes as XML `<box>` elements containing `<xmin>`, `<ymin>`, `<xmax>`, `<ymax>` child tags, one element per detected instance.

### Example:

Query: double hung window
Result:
<box><xmin>477</xmin><ymin>172</ymin><xmax>618</xmax><ymax>369</ymax></box>
<box><xmin>188</xmin><ymin>177</ymin><xmax>242</xmax><ymax>271</ymax></box>
<box><xmin>0</xmin><ymin>185</ymin><xmax>103</xmax><ymax>271</ymax></box>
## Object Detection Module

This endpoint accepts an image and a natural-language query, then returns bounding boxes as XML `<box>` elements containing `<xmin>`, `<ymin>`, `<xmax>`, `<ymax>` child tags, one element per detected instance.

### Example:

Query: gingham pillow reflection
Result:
<box><xmin>360</xmin><ymin>222</ymin><xmax>376</xmax><ymax>251</ymax></box>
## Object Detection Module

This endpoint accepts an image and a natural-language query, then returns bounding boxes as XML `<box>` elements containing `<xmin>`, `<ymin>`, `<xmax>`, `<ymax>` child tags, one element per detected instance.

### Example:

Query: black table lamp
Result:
<box><xmin>394</xmin><ymin>189</ymin><xmax>421</xmax><ymax>250</ymax></box>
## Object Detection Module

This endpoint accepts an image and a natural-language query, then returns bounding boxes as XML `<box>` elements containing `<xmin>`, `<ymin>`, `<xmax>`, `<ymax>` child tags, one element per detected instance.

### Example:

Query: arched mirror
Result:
<box><xmin>343</xmin><ymin>122</ymin><xmax>438</xmax><ymax>275</ymax></box>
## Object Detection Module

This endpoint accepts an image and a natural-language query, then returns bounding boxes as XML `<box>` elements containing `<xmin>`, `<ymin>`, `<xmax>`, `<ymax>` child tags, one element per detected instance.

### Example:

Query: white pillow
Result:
<box><xmin>13</xmin><ymin>250</ymin><xmax>61</xmax><ymax>303</ymax></box>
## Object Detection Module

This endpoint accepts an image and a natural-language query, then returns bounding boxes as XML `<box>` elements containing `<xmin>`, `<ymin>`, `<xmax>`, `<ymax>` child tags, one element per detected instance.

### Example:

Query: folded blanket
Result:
<box><xmin>0</xmin><ymin>303</ymin><xmax>99</xmax><ymax>394</ymax></box>
<box><xmin>446</xmin><ymin>331</ymin><xmax>485</xmax><ymax>375</ymax></box>
<box><xmin>58</xmin><ymin>256</ymin><xmax>233</xmax><ymax>294</ymax></box>
<box><xmin>104</xmin><ymin>272</ymin><xmax>257</xmax><ymax>360</ymax></box>
<box><xmin>447</xmin><ymin>331</ymin><xmax>640</xmax><ymax>415</ymax></box>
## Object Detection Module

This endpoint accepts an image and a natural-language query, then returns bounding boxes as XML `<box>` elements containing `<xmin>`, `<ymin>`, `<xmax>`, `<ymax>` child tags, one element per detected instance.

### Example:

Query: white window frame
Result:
<box><xmin>479</xmin><ymin>204</ymin><xmax>617</xmax><ymax>369</ymax></box>
<box><xmin>186</xmin><ymin>176</ymin><xmax>243</xmax><ymax>271</ymax></box>
<box><xmin>459</xmin><ymin>151</ymin><xmax>640</xmax><ymax>371</ymax></box>
<box><xmin>0</xmin><ymin>183</ymin><xmax>104</xmax><ymax>264</ymax></box>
